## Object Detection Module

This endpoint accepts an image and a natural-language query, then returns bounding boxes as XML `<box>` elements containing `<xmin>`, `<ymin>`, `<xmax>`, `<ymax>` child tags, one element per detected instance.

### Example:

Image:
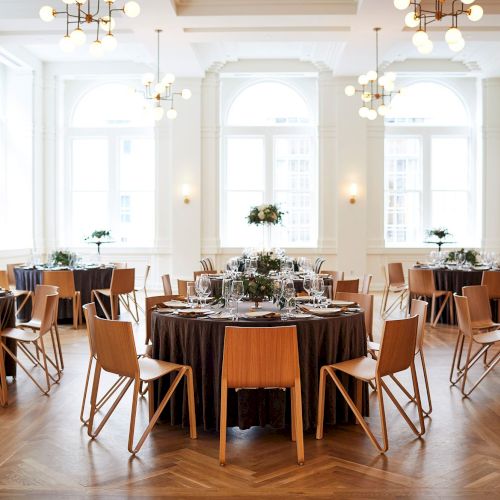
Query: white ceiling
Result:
<box><xmin>1</xmin><ymin>0</ymin><xmax>500</xmax><ymax>76</ymax></box>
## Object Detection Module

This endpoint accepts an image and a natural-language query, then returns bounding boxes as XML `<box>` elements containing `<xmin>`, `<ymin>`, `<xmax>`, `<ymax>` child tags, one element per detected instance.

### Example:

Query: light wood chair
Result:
<box><xmin>177</xmin><ymin>280</ymin><xmax>195</xmax><ymax>298</ymax></box>
<box><xmin>17</xmin><ymin>284</ymin><xmax>64</xmax><ymax>370</ymax></box>
<box><xmin>110</xmin><ymin>262</ymin><xmax>127</xmax><ymax>269</ymax></box>
<box><xmin>87</xmin><ymin>316</ymin><xmax>197</xmax><ymax>454</ymax></box>
<box><xmin>320</xmin><ymin>271</ymin><xmax>344</xmax><ymax>281</ymax></box>
<box><xmin>145</xmin><ymin>294</ymin><xmax>183</xmax><ymax>345</ymax></box>
<box><xmin>91</xmin><ymin>268</ymin><xmax>139</xmax><ymax>323</ymax></box>
<box><xmin>135</xmin><ymin>264</ymin><xmax>151</xmax><ymax>299</ymax></box>
<box><xmin>0</xmin><ymin>271</ymin><xmax>9</xmax><ymax>290</ymax></box>
<box><xmin>335</xmin><ymin>291</ymin><xmax>374</xmax><ymax>342</ymax></box>
<box><xmin>161</xmin><ymin>274</ymin><xmax>173</xmax><ymax>295</ymax></box>
<box><xmin>334</xmin><ymin>279</ymin><xmax>359</xmax><ymax>294</ymax></box>
<box><xmin>381</xmin><ymin>263</ymin><xmax>408</xmax><ymax>317</ymax></box>
<box><xmin>462</xmin><ymin>285</ymin><xmax>499</xmax><ymax>332</ymax></box>
<box><xmin>193</xmin><ymin>270</ymin><xmax>218</xmax><ymax>281</ymax></box>
<box><xmin>42</xmin><ymin>270</ymin><xmax>81</xmax><ymax>330</ymax></box>
<box><xmin>450</xmin><ymin>294</ymin><xmax>500</xmax><ymax>397</ymax></box>
<box><xmin>200</xmin><ymin>257</ymin><xmax>215</xmax><ymax>271</ymax></box>
<box><xmin>0</xmin><ymin>293</ymin><xmax>60</xmax><ymax>405</ymax></box>
<box><xmin>481</xmin><ymin>271</ymin><xmax>500</xmax><ymax>320</ymax></box>
<box><xmin>316</xmin><ymin>315</ymin><xmax>425</xmax><ymax>453</ymax></box>
<box><xmin>219</xmin><ymin>325</ymin><xmax>304</xmax><ymax>466</ymax></box>
<box><xmin>360</xmin><ymin>274</ymin><xmax>373</xmax><ymax>294</ymax></box>
<box><xmin>314</xmin><ymin>257</ymin><xmax>326</xmax><ymax>274</ymax></box>
<box><xmin>5</xmin><ymin>264</ymin><xmax>33</xmax><ymax>317</ymax></box>
<box><xmin>408</xmin><ymin>268</ymin><xmax>453</xmax><ymax>327</ymax></box>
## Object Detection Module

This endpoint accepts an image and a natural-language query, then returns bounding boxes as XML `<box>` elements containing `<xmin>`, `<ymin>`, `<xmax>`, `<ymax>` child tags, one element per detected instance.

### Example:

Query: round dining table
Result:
<box><xmin>14</xmin><ymin>266</ymin><xmax>114</xmax><ymax>322</ymax></box>
<box><xmin>0</xmin><ymin>293</ymin><xmax>17</xmax><ymax>376</ymax></box>
<box><xmin>151</xmin><ymin>301</ymin><xmax>367</xmax><ymax>433</ymax></box>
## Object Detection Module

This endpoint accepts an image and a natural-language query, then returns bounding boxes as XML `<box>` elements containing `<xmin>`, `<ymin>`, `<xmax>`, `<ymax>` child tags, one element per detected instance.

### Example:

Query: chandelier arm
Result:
<box><xmin>156</xmin><ymin>29</ymin><xmax>161</xmax><ymax>85</ymax></box>
<box><xmin>87</xmin><ymin>0</ymin><xmax>102</xmax><ymax>20</ymax></box>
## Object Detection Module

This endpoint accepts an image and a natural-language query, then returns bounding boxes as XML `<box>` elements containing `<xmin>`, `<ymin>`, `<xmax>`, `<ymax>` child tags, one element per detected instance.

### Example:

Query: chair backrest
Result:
<box><xmin>387</xmin><ymin>263</ymin><xmax>406</xmax><ymax>287</ymax></box>
<box><xmin>314</xmin><ymin>258</ymin><xmax>326</xmax><ymax>274</ymax></box>
<box><xmin>335</xmin><ymin>291</ymin><xmax>373</xmax><ymax>341</ymax></box>
<box><xmin>6</xmin><ymin>263</ymin><xmax>22</xmax><ymax>287</ymax></box>
<box><xmin>462</xmin><ymin>285</ymin><xmax>493</xmax><ymax>327</ymax></box>
<box><xmin>481</xmin><ymin>271</ymin><xmax>500</xmax><ymax>299</ymax></box>
<box><xmin>0</xmin><ymin>270</ymin><xmax>9</xmax><ymax>289</ymax></box>
<box><xmin>193</xmin><ymin>270</ymin><xmax>218</xmax><ymax>281</ymax></box>
<box><xmin>376</xmin><ymin>315</ymin><xmax>419</xmax><ymax>377</ymax></box>
<box><xmin>161</xmin><ymin>274</ymin><xmax>173</xmax><ymax>295</ymax></box>
<box><xmin>409</xmin><ymin>298</ymin><xmax>428</xmax><ymax>353</ymax></box>
<box><xmin>142</xmin><ymin>264</ymin><xmax>151</xmax><ymax>290</ymax></box>
<box><xmin>335</xmin><ymin>279</ymin><xmax>359</xmax><ymax>294</ymax></box>
<box><xmin>222</xmin><ymin>326</ymin><xmax>299</xmax><ymax>389</ymax></box>
<box><xmin>453</xmin><ymin>294</ymin><xmax>473</xmax><ymax>339</ymax></box>
<box><xmin>39</xmin><ymin>293</ymin><xmax>60</xmax><ymax>336</ymax></box>
<box><xmin>82</xmin><ymin>302</ymin><xmax>97</xmax><ymax>356</ymax></box>
<box><xmin>320</xmin><ymin>270</ymin><xmax>344</xmax><ymax>282</ymax></box>
<box><xmin>144</xmin><ymin>294</ymin><xmax>183</xmax><ymax>343</ymax></box>
<box><xmin>200</xmin><ymin>257</ymin><xmax>215</xmax><ymax>271</ymax></box>
<box><xmin>408</xmin><ymin>269</ymin><xmax>435</xmax><ymax>297</ymax></box>
<box><xmin>42</xmin><ymin>270</ymin><xmax>76</xmax><ymax>298</ymax></box>
<box><xmin>110</xmin><ymin>262</ymin><xmax>127</xmax><ymax>269</ymax></box>
<box><xmin>32</xmin><ymin>284</ymin><xmax>59</xmax><ymax>323</ymax></box>
<box><xmin>360</xmin><ymin>274</ymin><xmax>373</xmax><ymax>294</ymax></box>
<box><xmin>109</xmin><ymin>268</ymin><xmax>135</xmax><ymax>295</ymax></box>
<box><xmin>93</xmin><ymin>316</ymin><xmax>139</xmax><ymax>378</ymax></box>
<box><xmin>177</xmin><ymin>279</ymin><xmax>194</xmax><ymax>297</ymax></box>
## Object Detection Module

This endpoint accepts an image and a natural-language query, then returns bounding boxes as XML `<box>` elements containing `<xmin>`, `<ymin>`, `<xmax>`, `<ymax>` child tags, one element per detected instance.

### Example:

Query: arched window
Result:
<box><xmin>220</xmin><ymin>79</ymin><xmax>318</xmax><ymax>248</ymax></box>
<box><xmin>67</xmin><ymin>83</ymin><xmax>155</xmax><ymax>247</ymax></box>
<box><xmin>384</xmin><ymin>81</ymin><xmax>477</xmax><ymax>246</ymax></box>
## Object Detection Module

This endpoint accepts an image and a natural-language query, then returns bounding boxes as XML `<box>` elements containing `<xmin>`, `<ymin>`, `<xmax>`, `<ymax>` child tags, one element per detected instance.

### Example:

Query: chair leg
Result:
<box><xmin>219</xmin><ymin>378</ymin><xmax>228</xmax><ymax>466</ymax></box>
<box><xmin>430</xmin><ymin>295</ymin><xmax>436</xmax><ymax>326</ymax></box>
<box><xmin>186</xmin><ymin>367</ymin><xmax>197</xmax><ymax>439</ymax></box>
<box><xmin>316</xmin><ymin>366</ymin><xmax>327</xmax><ymax>440</ymax></box>
<box><xmin>37</xmin><ymin>336</ymin><xmax>52</xmax><ymax>394</ymax></box>
<box><xmin>148</xmin><ymin>382</ymin><xmax>154</xmax><ymax>421</ymax></box>
<box><xmin>0</xmin><ymin>340</ymin><xmax>8</xmax><ymax>406</ymax></box>
<box><xmin>432</xmin><ymin>293</ymin><xmax>450</xmax><ymax>327</ymax></box>
<box><xmin>128</xmin><ymin>379</ymin><xmax>140</xmax><ymax>454</ymax></box>
<box><xmin>450</xmin><ymin>332</ymin><xmax>465</xmax><ymax>384</ymax></box>
<box><xmin>80</xmin><ymin>356</ymin><xmax>94</xmax><ymax>424</ymax></box>
<box><xmin>92</xmin><ymin>291</ymin><xmax>111</xmax><ymax>320</ymax></box>
<box><xmin>293</xmin><ymin>379</ymin><xmax>304</xmax><ymax>465</ymax></box>
<box><xmin>418</xmin><ymin>350</ymin><xmax>433</xmax><ymax>415</ymax></box>
<box><xmin>290</xmin><ymin>386</ymin><xmax>296</xmax><ymax>442</ymax></box>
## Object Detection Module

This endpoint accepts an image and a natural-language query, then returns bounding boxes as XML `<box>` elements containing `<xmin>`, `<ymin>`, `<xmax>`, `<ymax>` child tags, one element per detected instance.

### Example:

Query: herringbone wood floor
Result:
<box><xmin>0</xmin><ymin>294</ymin><xmax>498</xmax><ymax>499</ymax></box>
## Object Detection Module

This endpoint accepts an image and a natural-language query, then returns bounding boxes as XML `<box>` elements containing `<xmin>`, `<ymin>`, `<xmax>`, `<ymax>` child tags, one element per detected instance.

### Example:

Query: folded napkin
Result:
<box><xmin>300</xmin><ymin>306</ymin><xmax>342</xmax><ymax>317</ymax></box>
<box><xmin>245</xmin><ymin>311</ymin><xmax>281</xmax><ymax>319</ymax></box>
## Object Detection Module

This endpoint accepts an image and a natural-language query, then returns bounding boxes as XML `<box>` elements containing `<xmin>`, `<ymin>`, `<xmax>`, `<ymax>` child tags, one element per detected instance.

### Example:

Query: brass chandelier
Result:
<box><xmin>137</xmin><ymin>29</ymin><xmax>192</xmax><ymax>121</ymax></box>
<box><xmin>344</xmin><ymin>28</ymin><xmax>401</xmax><ymax>121</ymax></box>
<box><xmin>39</xmin><ymin>0</ymin><xmax>141</xmax><ymax>56</ymax></box>
<box><xmin>394</xmin><ymin>0</ymin><xmax>484</xmax><ymax>54</ymax></box>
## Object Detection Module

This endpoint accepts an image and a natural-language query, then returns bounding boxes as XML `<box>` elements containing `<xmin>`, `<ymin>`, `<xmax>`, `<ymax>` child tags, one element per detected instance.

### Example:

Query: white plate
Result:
<box><xmin>177</xmin><ymin>308</ymin><xmax>213</xmax><ymax>317</ymax></box>
<box><xmin>163</xmin><ymin>300</ymin><xmax>190</xmax><ymax>309</ymax></box>
<box><xmin>303</xmin><ymin>307</ymin><xmax>342</xmax><ymax>316</ymax></box>
<box><xmin>330</xmin><ymin>300</ymin><xmax>357</xmax><ymax>307</ymax></box>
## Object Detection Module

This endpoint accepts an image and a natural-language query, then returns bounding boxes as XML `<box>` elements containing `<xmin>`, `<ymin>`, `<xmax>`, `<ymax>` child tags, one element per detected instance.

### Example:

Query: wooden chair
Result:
<box><xmin>17</xmin><ymin>284</ymin><xmax>64</xmax><ymax>370</ymax></box>
<box><xmin>462</xmin><ymin>285</ymin><xmax>499</xmax><ymax>332</ymax></box>
<box><xmin>451</xmin><ymin>294</ymin><xmax>500</xmax><ymax>397</ymax></box>
<box><xmin>408</xmin><ymin>268</ymin><xmax>453</xmax><ymax>327</ymax></box>
<box><xmin>177</xmin><ymin>279</ymin><xmax>195</xmax><ymax>298</ymax></box>
<box><xmin>219</xmin><ymin>326</ymin><xmax>304</xmax><ymax>466</ymax></box>
<box><xmin>161</xmin><ymin>274</ymin><xmax>173</xmax><ymax>295</ymax></box>
<box><xmin>481</xmin><ymin>271</ymin><xmax>500</xmax><ymax>321</ymax></box>
<box><xmin>5</xmin><ymin>264</ymin><xmax>33</xmax><ymax>317</ymax></box>
<box><xmin>145</xmin><ymin>294</ymin><xmax>183</xmax><ymax>345</ymax></box>
<box><xmin>200</xmin><ymin>257</ymin><xmax>215</xmax><ymax>271</ymax></box>
<box><xmin>91</xmin><ymin>268</ymin><xmax>139</xmax><ymax>323</ymax></box>
<box><xmin>360</xmin><ymin>274</ymin><xmax>373</xmax><ymax>294</ymax></box>
<box><xmin>87</xmin><ymin>316</ymin><xmax>197</xmax><ymax>454</ymax></box>
<box><xmin>313</xmin><ymin>257</ymin><xmax>326</xmax><ymax>274</ymax></box>
<box><xmin>0</xmin><ymin>293</ymin><xmax>60</xmax><ymax>405</ymax></box>
<box><xmin>316</xmin><ymin>315</ymin><xmax>425</xmax><ymax>453</ymax></box>
<box><xmin>135</xmin><ymin>264</ymin><xmax>151</xmax><ymax>299</ymax></box>
<box><xmin>193</xmin><ymin>270</ymin><xmax>218</xmax><ymax>281</ymax></box>
<box><xmin>320</xmin><ymin>271</ymin><xmax>344</xmax><ymax>281</ymax></box>
<box><xmin>335</xmin><ymin>279</ymin><xmax>359</xmax><ymax>294</ymax></box>
<box><xmin>381</xmin><ymin>263</ymin><xmax>408</xmax><ymax>317</ymax></box>
<box><xmin>335</xmin><ymin>291</ymin><xmax>374</xmax><ymax>342</ymax></box>
<box><xmin>110</xmin><ymin>262</ymin><xmax>127</xmax><ymax>269</ymax></box>
<box><xmin>42</xmin><ymin>270</ymin><xmax>81</xmax><ymax>330</ymax></box>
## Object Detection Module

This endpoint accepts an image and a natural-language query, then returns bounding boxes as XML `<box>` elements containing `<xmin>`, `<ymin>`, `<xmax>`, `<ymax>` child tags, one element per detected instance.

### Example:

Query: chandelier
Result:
<box><xmin>344</xmin><ymin>28</ymin><xmax>401</xmax><ymax>121</ymax></box>
<box><xmin>39</xmin><ymin>0</ymin><xmax>141</xmax><ymax>56</ymax></box>
<box><xmin>137</xmin><ymin>29</ymin><xmax>192</xmax><ymax>121</ymax></box>
<box><xmin>394</xmin><ymin>0</ymin><xmax>484</xmax><ymax>54</ymax></box>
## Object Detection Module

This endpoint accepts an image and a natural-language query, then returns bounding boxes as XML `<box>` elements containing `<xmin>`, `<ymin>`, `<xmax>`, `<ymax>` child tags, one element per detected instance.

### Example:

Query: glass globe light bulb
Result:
<box><xmin>76</xmin><ymin>0</ymin><xmax>87</xmax><ymax>4</ymax></box>
<box><xmin>181</xmin><ymin>89</ymin><xmax>192</xmax><ymax>100</ymax></box>
<box><xmin>167</xmin><ymin>108</ymin><xmax>178</xmax><ymax>120</ymax></box>
<box><xmin>412</xmin><ymin>30</ymin><xmax>429</xmax><ymax>47</ymax></box>
<box><xmin>359</xmin><ymin>106</ymin><xmax>369</xmax><ymax>118</ymax></box>
<box><xmin>162</xmin><ymin>73</ymin><xmax>176</xmax><ymax>85</ymax></box>
<box><xmin>462</xmin><ymin>0</ymin><xmax>475</xmax><ymax>3</ymax></box>
<box><xmin>154</xmin><ymin>82</ymin><xmax>165</xmax><ymax>96</ymax></box>
<box><xmin>358</xmin><ymin>74</ymin><xmax>369</xmax><ymax>86</ymax></box>
<box><xmin>59</xmin><ymin>35</ymin><xmax>75</xmax><ymax>53</ymax></box>
<box><xmin>344</xmin><ymin>85</ymin><xmax>356</xmax><ymax>97</ymax></box>
<box><xmin>70</xmin><ymin>28</ymin><xmax>86</xmax><ymax>46</ymax></box>
<box><xmin>100</xmin><ymin>16</ymin><xmax>116</xmax><ymax>32</ymax></box>
<box><xmin>361</xmin><ymin>92</ymin><xmax>372</xmax><ymax>103</ymax></box>
<box><xmin>445</xmin><ymin>27</ymin><xmax>462</xmax><ymax>44</ymax></box>
<box><xmin>102</xmin><ymin>33</ymin><xmax>117</xmax><ymax>51</ymax></box>
<box><xmin>378</xmin><ymin>76</ymin><xmax>387</xmax><ymax>87</ymax></box>
<box><xmin>367</xmin><ymin>109</ymin><xmax>378</xmax><ymax>120</ymax></box>
<box><xmin>366</xmin><ymin>70</ymin><xmax>378</xmax><ymax>81</ymax></box>
<box><xmin>449</xmin><ymin>38</ymin><xmax>465</xmax><ymax>52</ymax></box>
<box><xmin>62</xmin><ymin>0</ymin><xmax>76</xmax><ymax>4</ymax></box>
<box><xmin>393</xmin><ymin>0</ymin><xmax>411</xmax><ymax>10</ymax></box>
<box><xmin>378</xmin><ymin>104</ymin><xmax>388</xmax><ymax>116</ymax></box>
<box><xmin>89</xmin><ymin>40</ymin><xmax>104</xmax><ymax>58</ymax></box>
<box><xmin>385</xmin><ymin>72</ymin><xmax>397</xmax><ymax>82</ymax></box>
<box><xmin>417</xmin><ymin>39</ymin><xmax>434</xmax><ymax>55</ymax></box>
<box><xmin>142</xmin><ymin>73</ymin><xmax>155</xmax><ymax>86</ymax></box>
<box><xmin>467</xmin><ymin>5</ymin><xmax>483</xmax><ymax>22</ymax></box>
<box><xmin>124</xmin><ymin>1</ymin><xmax>141</xmax><ymax>18</ymax></box>
<box><xmin>384</xmin><ymin>81</ymin><xmax>395</xmax><ymax>92</ymax></box>
<box><xmin>39</xmin><ymin>6</ymin><xmax>55</xmax><ymax>22</ymax></box>
<box><xmin>153</xmin><ymin>106</ymin><xmax>164</xmax><ymax>121</ymax></box>
<box><xmin>405</xmin><ymin>12</ymin><xmax>420</xmax><ymax>28</ymax></box>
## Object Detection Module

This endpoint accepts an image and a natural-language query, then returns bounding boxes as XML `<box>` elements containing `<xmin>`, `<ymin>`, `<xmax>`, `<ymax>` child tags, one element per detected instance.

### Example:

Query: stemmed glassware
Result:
<box><xmin>228</xmin><ymin>258</ymin><xmax>239</xmax><ymax>276</ymax></box>
<box><xmin>222</xmin><ymin>278</ymin><xmax>232</xmax><ymax>311</ymax></box>
<box><xmin>311</xmin><ymin>276</ymin><xmax>325</xmax><ymax>306</ymax></box>
<box><xmin>195</xmin><ymin>274</ymin><xmax>211</xmax><ymax>306</ymax></box>
<box><xmin>303</xmin><ymin>274</ymin><xmax>313</xmax><ymax>303</ymax></box>
<box><xmin>282</xmin><ymin>278</ymin><xmax>296</xmax><ymax>319</ymax></box>
<box><xmin>231</xmin><ymin>280</ymin><xmax>244</xmax><ymax>320</ymax></box>
<box><xmin>272</xmin><ymin>279</ymin><xmax>283</xmax><ymax>309</ymax></box>
<box><xmin>187</xmin><ymin>284</ymin><xmax>197</xmax><ymax>309</ymax></box>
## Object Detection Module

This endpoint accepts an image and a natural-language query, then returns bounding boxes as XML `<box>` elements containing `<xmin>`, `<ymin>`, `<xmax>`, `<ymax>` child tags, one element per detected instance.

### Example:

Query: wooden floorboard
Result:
<box><xmin>0</xmin><ymin>293</ymin><xmax>498</xmax><ymax>499</ymax></box>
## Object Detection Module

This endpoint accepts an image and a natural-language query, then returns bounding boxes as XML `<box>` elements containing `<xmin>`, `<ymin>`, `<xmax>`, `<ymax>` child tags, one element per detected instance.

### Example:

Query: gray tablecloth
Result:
<box><xmin>151</xmin><ymin>302</ymin><xmax>367</xmax><ymax>432</ymax></box>
<box><xmin>14</xmin><ymin>267</ymin><xmax>114</xmax><ymax>322</ymax></box>
<box><xmin>0</xmin><ymin>294</ymin><xmax>17</xmax><ymax>376</ymax></box>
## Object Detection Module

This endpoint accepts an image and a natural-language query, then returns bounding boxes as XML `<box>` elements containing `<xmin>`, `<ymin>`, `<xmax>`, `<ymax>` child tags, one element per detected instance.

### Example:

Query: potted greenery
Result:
<box><xmin>243</xmin><ymin>275</ymin><xmax>274</xmax><ymax>308</ymax></box>
<box><xmin>85</xmin><ymin>229</ymin><xmax>112</xmax><ymax>254</ymax></box>
<box><xmin>446</xmin><ymin>249</ymin><xmax>479</xmax><ymax>266</ymax></box>
<box><xmin>50</xmin><ymin>250</ymin><xmax>77</xmax><ymax>267</ymax></box>
<box><xmin>426</xmin><ymin>227</ymin><xmax>452</xmax><ymax>251</ymax></box>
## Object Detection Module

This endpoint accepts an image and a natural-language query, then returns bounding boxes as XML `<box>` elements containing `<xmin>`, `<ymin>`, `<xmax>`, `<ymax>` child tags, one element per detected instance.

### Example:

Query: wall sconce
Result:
<box><xmin>181</xmin><ymin>184</ymin><xmax>191</xmax><ymax>204</ymax></box>
<box><xmin>349</xmin><ymin>183</ymin><xmax>358</xmax><ymax>204</ymax></box>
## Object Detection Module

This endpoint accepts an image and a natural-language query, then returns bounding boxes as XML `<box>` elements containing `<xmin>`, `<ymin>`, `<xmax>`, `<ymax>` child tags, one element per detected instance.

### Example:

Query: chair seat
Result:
<box><xmin>139</xmin><ymin>357</ymin><xmax>185</xmax><ymax>382</ymax></box>
<box><xmin>367</xmin><ymin>340</ymin><xmax>380</xmax><ymax>352</ymax></box>
<box><xmin>330</xmin><ymin>356</ymin><xmax>377</xmax><ymax>381</ymax></box>
<box><xmin>12</xmin><ymin>289</ymin><xmax>31</xmax><ymax>297</ymax></box>
<box><xmin>17</xmin><ymin>319</ymin><xmax>42</xmax><ymax>330</ymax></box>
<box><xmin>433</xmin><ymin>290</ymin><xmax>451</xmax><ymax>297</ymax></box>
<box><xmin>135</xmin><ymin>339</ymin><xmax>152</xmax><ymax>358</ymax></box>
<box><xmin>471</xmin><ymin>320</ymin><xmax>500</xmax><ymax>331</ymax></box>
<box><xmin>1</xmin><ymin>327</ymin><xmax>39</xmax><ymax>342</ymax></box>
<box><xmin>473</xmin><ymin>330</ymin><xmax>500</xmax><ymax>344</ymax></box>
<box><xmin>389</xmin><ymin>284</ymin><xmax>407</xmax><ymax>292</ymax></box>
<box><xmin>93</xmin><ymin>289</ymin><xmax>111</xmax><ymax>296</ymax></box>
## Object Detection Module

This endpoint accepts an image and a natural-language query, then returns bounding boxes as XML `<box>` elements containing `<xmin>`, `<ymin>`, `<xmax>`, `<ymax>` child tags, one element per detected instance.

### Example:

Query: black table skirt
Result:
<box><xmin>151</xmin><ymin>305</ymin><xmax>367</xmax><ymax>432</ymax></box>
<box><xmin>0</xmin><ymin>295</ymin><xmax>17</xmax><ymax>376</ymax></box>
<box><xmin>14</xmin><ymin>267</ymin><xmax>114</xmax><ymax>322</ymax></box>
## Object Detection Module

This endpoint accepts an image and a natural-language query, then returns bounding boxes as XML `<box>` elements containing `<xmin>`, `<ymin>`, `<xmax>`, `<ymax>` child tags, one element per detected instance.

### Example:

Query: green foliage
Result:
<box><xmin>85</xmin><ymin>230</ymin><xmax>111</xmax><ymax>240</ymax></box>
<box><xmin>256</xmin><ymin>251</ymin><xmax>281</xmax><ymax>275</ymax></box>
<box><xmin>446</xmin><ymin>248</ymin><xmax>479</xmax><ymax>265</ymax></box>
<box><xmin>247</xmin><ymin>204</ymin><xmax>284</xmax><ymax>226</ymax></box>
<box><xmin>50</xmin><ymin>250</ymin><xmax>77</xmax><ymax>267</ymax></box>
<box><xmin>427</xmin><ymin>227</ymin><xmax>451</xmax><ymax>240</ymax></box>
<box><xmin>243</xmin><ymin>275</ymin><xmax>274</xmax><ymax>301</ymax></box>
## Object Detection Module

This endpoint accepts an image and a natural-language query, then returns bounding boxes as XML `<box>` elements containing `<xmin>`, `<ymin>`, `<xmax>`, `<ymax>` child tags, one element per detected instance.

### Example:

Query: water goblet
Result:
<box><xmin>231</xmin><ymin>280</ymin><xmax>244</xmax><ymax>320</ymax></box>
<box><xmin>303</xmin><ymin>275</ymin><xmax>313</xmax><ymax>303</ymax></box>
<box><xmin>282</xmin><ymin>278</ymin><xmax>296</xmax><ymax>319</ymax></box>
<box><xmin>187</xmin><ymin>284</ymin><xmax>197</xmax><ymax>309</ymax></box>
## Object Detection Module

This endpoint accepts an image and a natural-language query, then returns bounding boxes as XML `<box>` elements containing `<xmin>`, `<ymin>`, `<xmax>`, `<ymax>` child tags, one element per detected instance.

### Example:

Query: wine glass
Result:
<box><xmin>231</xmin><ymin>280</ymin><xmax>244</xmax><ymax>320</ymax></box>
<box><xmin>272</xmin><ymin>279</ymin><xmax>283</xmax><ymax>309</ymax></box>
<box><xmin>457</xmin><ymin>251</ymin><xmax>466</xmax><ymax>269</ymax></box>
<box><xmin>303</xmin><ymin>275</ymin><xmax>313</xmax><ymax>303</ymax></box>
<box><xmin>200</xmin><ymin>274</ymin><xmax>212</xmax><ymax>306</ymax></box>
<box><xmin>311</xmin><ymin>276</ymin><xmax>325</xmax><ymax>306</ymax></box>
<box><xmin>249</xmin><ymin>257</ymin><xmax>258</xmax><ymax>275</ymax></box>
<box><xmin>187</xmin><ymin>284</ymin><xmax>197</xmax><ymax>308</ymax></box>
<box><xmin>222</xmin><ymin>278</ymin><xmax>232</xmax><ymax>310</ymax></box>
<box><xmin>282</xmin><ymin>278</ymin><xmax>296</xmax><ymax>319</ymax></box>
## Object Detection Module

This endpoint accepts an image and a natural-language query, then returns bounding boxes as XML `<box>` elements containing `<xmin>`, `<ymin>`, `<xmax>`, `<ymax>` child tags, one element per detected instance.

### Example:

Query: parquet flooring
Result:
<box><xmin>0</xmin><ymin>293</ymin><xmax>498</xmax><ymax>499</ymax></box>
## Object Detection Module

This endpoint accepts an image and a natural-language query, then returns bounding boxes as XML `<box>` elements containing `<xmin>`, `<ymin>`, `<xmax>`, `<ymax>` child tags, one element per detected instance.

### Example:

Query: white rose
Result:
<box><xmin>258</xmin><ymin>211</ymin><xmax>265</xmax><ymax>220</ymax></box>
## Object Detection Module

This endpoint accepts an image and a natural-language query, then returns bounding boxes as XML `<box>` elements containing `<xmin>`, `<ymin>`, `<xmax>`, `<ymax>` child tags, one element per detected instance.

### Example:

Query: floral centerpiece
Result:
<box><xmin>85</xmin><ymin>229</ymin><xmax>111</xmax><ymax>241</ymax></box>
<box><xmin>243</xmin><ymin>275</ymin><xmax>274</xmax><ymax>308</ymax></box>
<box><xmin>446</xmin><ymin>248</ymin><xmax>479</xmax><ymax>266</ymax></box>
<box><xmin>247</xmin><ymin>204</ymin><xmax>284</xmax><ymax>226</ymax></box>
<box><xmin>426</xmin><ymin>227</ymin><xmax>452</xmax><ymax>251</ymax></box>
<box><xmin>50</xmin><ymin>250</ymin><xmax>77</xmax><ymax>267</ymax></box>
<box><xmin>256</xmin><ymin>251</ymin><xmax>281</xmax><ymax>275</ymax></box>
